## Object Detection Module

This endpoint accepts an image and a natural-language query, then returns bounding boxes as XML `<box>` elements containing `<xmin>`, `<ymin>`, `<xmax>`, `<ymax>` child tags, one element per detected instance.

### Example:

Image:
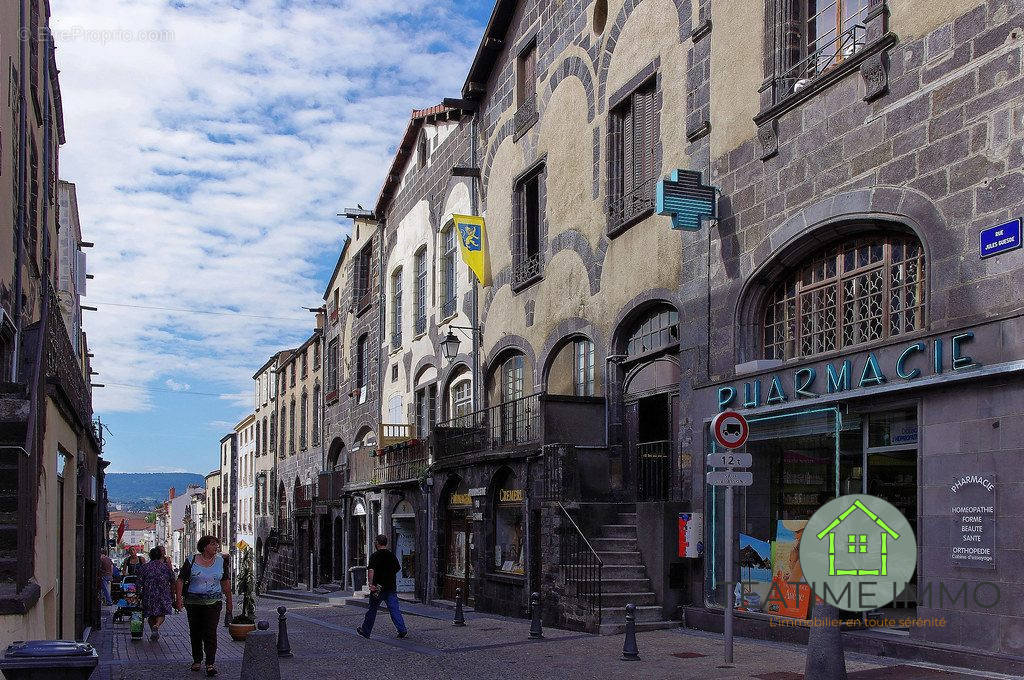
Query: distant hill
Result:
<box><xmin>105</xmin><ymin>472</ymin><xmax>206</xmax><ymax>511</ymax></box>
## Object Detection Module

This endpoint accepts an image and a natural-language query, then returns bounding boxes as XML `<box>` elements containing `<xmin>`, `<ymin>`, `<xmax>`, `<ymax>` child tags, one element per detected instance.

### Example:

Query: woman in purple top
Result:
<box><xmin>138</xmin><ymin>546</ymin><xmax>175</xmax><ymax>640</ymax></box>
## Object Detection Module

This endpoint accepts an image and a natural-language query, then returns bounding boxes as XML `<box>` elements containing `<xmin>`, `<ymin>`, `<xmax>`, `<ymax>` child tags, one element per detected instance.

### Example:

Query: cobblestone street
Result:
<box><xmin>87</xmin><ymin>599</ymin><xmax>1003</xmax><ymax>680</ymax></box>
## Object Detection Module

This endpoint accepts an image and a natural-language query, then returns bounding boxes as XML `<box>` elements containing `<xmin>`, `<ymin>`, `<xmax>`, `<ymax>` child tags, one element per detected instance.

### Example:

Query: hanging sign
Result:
<box><xmin>656</xmin><ymin>169</ymin><xmax>717</xmax><ymax>231</ymax></box>
<box><xmin>711</xmin><ymin>410</ymin><xmax>749</xmax><ymax>449</ymax></box>
<box><xmin>980</xmin><ymin>218</ymin><xmax>1021</xmax><ymax>258</ymax></box>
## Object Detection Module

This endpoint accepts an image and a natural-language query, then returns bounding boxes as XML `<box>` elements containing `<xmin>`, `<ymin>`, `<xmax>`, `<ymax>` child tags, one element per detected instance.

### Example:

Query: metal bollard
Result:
<box><xmin>453</xmin><ymin>588</ymin><xmax>466</xmax><ymax>627</ymax></box>
<box><xmin>529</xmin><ymin>592</ymin><xmax>544</xmax><ymax>639</ymax></box>
<box><xmin>241</xmin><ymin>621</ymin><xmax>281</xmax><ymax>680</ymax></box>
<box><xmin>621</xmin><ymin>603</ymin><xmax>640</xmax><ymax>661</ymax></box>
<box><xmin>277</xmin><ymin>606</ymin><xmax>294</xmax><ymax>658</ymax></box>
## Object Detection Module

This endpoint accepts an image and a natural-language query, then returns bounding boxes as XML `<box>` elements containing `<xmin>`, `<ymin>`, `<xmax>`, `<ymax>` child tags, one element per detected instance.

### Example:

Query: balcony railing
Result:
<box><xmin>372</xmin><ymin>440</ymin><xmax>428</xmax><ymax>485</ymax></box>
<box><xmin>512</xmin><ymin>252</ymin><xmax>542</xmax><ymax>290</ymax></box>
<box><xmin>780</xmin><ymin>23</ymin><xmax>867</xmax><ymax>98</ymax></box>
<box><xmin>380</xmin><ymin>423</ymin><xmax>414</xmax><ymax>447</ymax></box>
<box><xmin>636</xmin><ymin>440</ymin><xmax>670</xmax><ymax>502</ymax></box>
<box><xmin>441</xmin><ymin>295</ymin><xmax>457</xmax><ymax>319</ymax></box>
<box><xmin>607</xmin><ymin>177</ymin><xmax>656</xmax><ymax>234</ymax></box>
<box><xmin>347</xmin><ymin>450</ymin><xmax>375</xmax><ymax>486</ymax></box>
<box><xmin>434</xmin><ymin>392</ymin><xmax>541</xmax><ymax>460</ymax></box>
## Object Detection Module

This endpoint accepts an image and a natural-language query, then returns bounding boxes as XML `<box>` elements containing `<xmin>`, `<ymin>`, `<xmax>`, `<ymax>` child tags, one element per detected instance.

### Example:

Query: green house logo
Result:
<box><xmin>800</xmin><ymin>494</ymin><xmax>917</xmax><ymax>612</ymax></box>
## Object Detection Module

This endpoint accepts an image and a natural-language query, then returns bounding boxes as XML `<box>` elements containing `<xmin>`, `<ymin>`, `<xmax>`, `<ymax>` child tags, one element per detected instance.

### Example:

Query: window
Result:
<box><xmin>356</xmin><ymin>334</ymin><xmax>368</xmax><ymax>404</ymax></box>
<box><xmin>391</xmin><ymin>268</ymin><xmax>403</xmax><ymax>348</ymax></box>
<box><xmin>573</xmin><ymin>339</ymin><xmax>595</xmax><ymax>397</ymax></box>
<box><xmin>804</xmin><ymin>0</ymin><xmax>870</xmax><ymax>79</ymax></box>
<box><xmin>312</xmin><ymin>385</ymin><xmax>320</xmax><ymax>446</ymax></box>
<box><xmin>391</xmin><ymin>364</ymin><xmax>399</xmax><ymax>382</ymax></box>
<box><xmin>514</xmin><ymin>40</ymin><xmax>538</xmax><ymax>138</ymax></box>
<box><xmin>280</xmin><ymin>405</ymin><xmax>287</xmax><ymax>457</ymax></box>
<box><xmin>355</xmin><ymin>244</ymin><xmax>373</xmax><ymax>311</ymax></box>
<box><xmin>414</xmin><ymin>247</ymin><xmax>428</xmax><ymax>335</ymax></box>
<box><xmin>626</xmin><ymin>305</ymin><xmax>679</xmax><ymax>359</ymax></box>
<box><xmin>440</xmin><ymin>224</ymin><xmax>458</xmax><ymax>318</ymax></box>
<box><xmin>762</xmin><ymin>235</ymin><xmax>925</xmax><ymax>361</ymax></box>
<box><xmin>262</xmin><ymin>418</ymin><xmax>268</xmax><ymax>456</ymax></box>
<box><xmin>415</xmin><ymin>384</ymin><xmax>437</xmax><ymax>438</ymax></box>
<box><xmin>300</xmin><ymin>391</ymin><xmax>308</xmax><ymax>450</ymax></box>
<box><xmin>327</xmin><ymin>338</ymin><xmax>339</xmax><ymax>395</ymax></box>
<box><xmin>388</xmin><ymin>395</ymin><xmax>403</xmax><ymax>424</ymax></box>
<box><xmin>255</xmin><ymin>423</ymin><xmax>260</xmax><ymax>454</ymax></box>
<box><xmin>269</xmin><ymin>413</ymin><xmax>277</xmax><ymax>457</ymax></box>
<box><xmin>289</xmin><ymin>399</ymin><xmax>296</xmax><ymax>454</ymax></box>
<box><xmin>512</xmin><ymin>167</ymin><xmax>543</xmax><ymax>289</ymax></box>
<box><xmin>417</xmin><ymin>131</ymin><xmax>428</xmax><ymax>169</ymax></box>
<box><xmin>290</xmin><ymin>362</ymin><xmax>296</xmax><ymax>387</ymax></box>
<box><xmin>313</xmin><ymin>339</ymin><xmax>320</xmax><ymax>367</ymax></box>
<box><xmin>608</xmin><ymin>77</ymin><xmax>658</xmax><ymax>234</ymax></box>
<box><xmin>301</xmin><ymin>349</ymin><xmax>308</xmax><ymax>378</ymax></box>
<box><xmin>451</xmin><ymin>379</ymin><xmax>472</xmax><ymax>421</ymax></box>
<box><xmin>493</xmin><ymin>472</ymin><xmax>525</xmax><ymax>575</ymax></box>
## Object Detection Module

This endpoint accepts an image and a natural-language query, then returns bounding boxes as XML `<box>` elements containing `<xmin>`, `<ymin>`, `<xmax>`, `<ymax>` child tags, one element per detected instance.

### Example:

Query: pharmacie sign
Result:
<box><xmin>718</xmin><ymin>331</ymin><xmax>978</xmax><ymax>410</ymax></box>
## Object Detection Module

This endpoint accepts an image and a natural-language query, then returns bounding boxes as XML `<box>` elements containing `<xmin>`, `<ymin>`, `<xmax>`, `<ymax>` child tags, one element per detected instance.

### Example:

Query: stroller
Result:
<box><xmin>112</xmin><ymin>575</ymin><xmax>142</xmax><ymax>624</ymax></box>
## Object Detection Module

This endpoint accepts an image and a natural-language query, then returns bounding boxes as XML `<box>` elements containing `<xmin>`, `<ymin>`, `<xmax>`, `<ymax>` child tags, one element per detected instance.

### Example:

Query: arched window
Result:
<box><xmin>440</xmin><ymin>223</ymin><xmax>457</xmax><ymax>318</ymax></box>
<box><xmin>300</xmin><ymin>390</ymin><xmax>308</xmax><ymax>450</ymax></box>
<box><xmin>762</xmin><ymin>234</ymin><xmax>925</xmax><ymax>361</ymax></box>
<box><xmin>625</xmin><ymin>305</ymin><xmax>679</xmax><ymax>360</ymax></box>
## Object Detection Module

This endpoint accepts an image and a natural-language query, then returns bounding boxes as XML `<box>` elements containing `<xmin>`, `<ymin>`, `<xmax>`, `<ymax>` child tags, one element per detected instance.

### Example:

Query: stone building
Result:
<box><xmin>0</xmin><ymin>0</ymin><xmax>105</xmax><ymax>646</ymax></box>
<box><xmin>204</xmin><ymin>469</ymin><xmax>222</xmax><ymax>541</ymax></box>
<box><xmin>218</xmin><ymin>433</ymin><xmax>237</xmax><ymax>565</ymax></box>
<box><xmin>252</xmin><ymin>348</ymin><xmax>292</xmax><ymax>566</ymax></box>
<box><xmin>273</xmin><ymin>329</ymin><xmax>324</xmax><ymax>588</ymax></box>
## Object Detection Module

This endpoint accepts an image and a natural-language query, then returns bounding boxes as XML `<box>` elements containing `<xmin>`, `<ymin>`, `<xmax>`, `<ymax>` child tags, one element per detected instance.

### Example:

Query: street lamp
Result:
<box><xmin>440</xmin><ymin>330</ymin><xmax>461</xmax><ymax>361</ymax></box>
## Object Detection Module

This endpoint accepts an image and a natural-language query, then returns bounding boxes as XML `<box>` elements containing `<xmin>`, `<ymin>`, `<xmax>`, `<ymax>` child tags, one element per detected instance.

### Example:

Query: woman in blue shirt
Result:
<box><xmin>175</xmin><ymin>536</ymin><xmax>233</xmax><ymax>677</ymax></box>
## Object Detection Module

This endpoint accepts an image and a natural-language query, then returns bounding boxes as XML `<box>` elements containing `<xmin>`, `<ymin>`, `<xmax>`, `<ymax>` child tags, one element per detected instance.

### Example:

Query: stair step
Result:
<box><xmin>591</xmin><ymin>537</ymin><xmax>636</xmax><ymax>552</ymax></box>
<box><xmin>599</xmin><ymin>524</ymin><xmax>637</xmax><ymax>539</ymax></box>
<box><xmin>599</xmin><ymin>591</ymin><xmax>657</xmax><ymax>607</ymax></box>
<box><xmin>615</xmin><ymin>513</ymin><xmax>638</xmax><ymax>525</ymax></box>
<box><xmin>599</xmin><ymin>604</ymin><xmax>663</xmax><ymax>623</ymax></box>
<box><xmin>595</xmin><ymin>551</ymin><xmax>643</xmax><ymax>565</ymax></box>
<box><xmin>598</xmin><ymin>578</ymin><xmax>652</xmax><ymax>593</ymax></box>
<box><xmin>563</xmin><ymin>564</ymin><xmax>646</xmax><ymax>579</ymax></box>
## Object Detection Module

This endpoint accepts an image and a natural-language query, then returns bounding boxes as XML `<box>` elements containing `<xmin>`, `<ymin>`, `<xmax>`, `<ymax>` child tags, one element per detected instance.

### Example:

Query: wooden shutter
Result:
<box><xmin>639</xmin><ymin>85</ymin><xmax>657</xmax><ymax>187</ymax></box>
<box><xmin>622</xmin><ymin>98</ymin><xmax>635</xmax><ymax>199</ymax></box>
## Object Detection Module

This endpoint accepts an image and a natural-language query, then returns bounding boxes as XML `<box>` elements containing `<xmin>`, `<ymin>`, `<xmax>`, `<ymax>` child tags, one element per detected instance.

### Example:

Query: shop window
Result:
<box><xmin>512</xmin><ymin>166</ymin><xmax>543</xmax><ymax>290</ymax></box>
<box><xmin>440</xmin><ymin>223</ymin><xmax>457</xmax><ymax>319</ymax></box>
<box><xmin>574</xmin><ymin>338</ymin><xmax>595</xmax><ymax>397</ymax></box>
<box><xmin>762</xmin><ymin>235</ymin><xmax>925</xmax><ymax>361</ymax></box>
<box><xmin>625</xmin><ymin>305</ymin><xmax>679</xmax><ymax>359</ymax></box>
<box><xmin>492</xmin><ymin>472</ymin><xmax>526</xmax><ymax>576</ymax></box>
<box><xmin>608</xmin><ymin>76</ymin><xmax>658</xmax><ymax>235</ymax></box>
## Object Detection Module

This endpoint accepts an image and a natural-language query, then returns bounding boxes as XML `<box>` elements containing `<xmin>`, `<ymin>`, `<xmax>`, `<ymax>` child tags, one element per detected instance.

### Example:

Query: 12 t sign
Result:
<box><xmin>711</xmin><ymin>410</ymin><xmax>748</xmax><ymax>450</ymax></box>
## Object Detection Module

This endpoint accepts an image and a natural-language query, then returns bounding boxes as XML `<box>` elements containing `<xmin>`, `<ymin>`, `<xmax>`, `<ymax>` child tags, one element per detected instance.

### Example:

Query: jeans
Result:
<box><xmin>100</xmin><ymin>578</ymin><xmax>112</xmax><ymax>606</ymax></box>
<box><xmin>185</xmin><ymin>601</ymin><xmax>222</xmax><ymax>666</ymax></box>
<box><xmin>360</xmin><ymin>590</ymin><xmax>407</xmax><ymax>636</ymax></box>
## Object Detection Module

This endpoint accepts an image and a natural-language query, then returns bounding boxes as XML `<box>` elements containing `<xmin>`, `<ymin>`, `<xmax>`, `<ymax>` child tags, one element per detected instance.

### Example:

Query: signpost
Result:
<box><xmin>707</xmin><ymin>410</ymin><xmax>750</xmax><ymax>666</ymax></box>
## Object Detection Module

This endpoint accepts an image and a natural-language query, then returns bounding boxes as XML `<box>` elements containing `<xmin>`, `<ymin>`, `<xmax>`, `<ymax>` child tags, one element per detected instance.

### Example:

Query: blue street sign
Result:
<box><xmin>656</xmin><ymin>169</ymin><xmax>717</xmax><ymax>231</ymax></box>
<box><xmin>980</xmin><ymin>218</ymin><xmax>1021</xmax><ymax>258</ymax></box>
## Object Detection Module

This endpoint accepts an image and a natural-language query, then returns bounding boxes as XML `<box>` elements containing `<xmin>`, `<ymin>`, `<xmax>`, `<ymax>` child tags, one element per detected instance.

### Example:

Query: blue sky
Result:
<box><xmin>52</xmin><ymin>0</ymin><xmax>493</xmax><ymax>473</ymax></box>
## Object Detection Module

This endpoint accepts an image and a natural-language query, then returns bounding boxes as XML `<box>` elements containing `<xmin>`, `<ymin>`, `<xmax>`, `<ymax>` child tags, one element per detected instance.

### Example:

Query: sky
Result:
<box><xmin>52</xmin><ymin>0</ymin><xmax>492</xmax><ymax>474</ymax></box>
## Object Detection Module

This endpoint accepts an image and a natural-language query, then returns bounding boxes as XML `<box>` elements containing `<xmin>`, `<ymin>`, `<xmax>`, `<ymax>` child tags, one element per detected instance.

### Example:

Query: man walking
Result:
<box><xmin>98</xmin><ymin>552</ymin><xmax>113</xmax><ymax>606</ymax></box>
<box><xmin>356</xmin><ymin>535</ymin><xmax>408</xmax><ymax>639</ymax></box>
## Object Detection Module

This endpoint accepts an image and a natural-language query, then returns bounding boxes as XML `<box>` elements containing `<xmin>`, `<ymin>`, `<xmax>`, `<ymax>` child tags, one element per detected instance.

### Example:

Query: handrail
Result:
<box><xmin>557</xmin><ymin>502</ymin><xmax>602</xmax><ymax>627</ymax></box>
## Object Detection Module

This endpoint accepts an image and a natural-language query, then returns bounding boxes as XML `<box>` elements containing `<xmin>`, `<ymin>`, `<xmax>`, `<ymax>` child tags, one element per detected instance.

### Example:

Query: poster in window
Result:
<box><xmin>738</xmin><ymin>534</ymin><xmax>772</xmax><ymax>611</ymax></box>
<box><xmin>766</xmin><ymin>520</ymin><xmax>813</xmax><ymax>619</ymax></box>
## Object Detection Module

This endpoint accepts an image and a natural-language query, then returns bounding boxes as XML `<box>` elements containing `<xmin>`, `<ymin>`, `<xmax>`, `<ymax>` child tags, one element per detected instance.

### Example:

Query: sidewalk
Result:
<box><xmin>88</xmin><ymin>599</ymin><xmax>1003</xmax><ymax>680</ymax></box>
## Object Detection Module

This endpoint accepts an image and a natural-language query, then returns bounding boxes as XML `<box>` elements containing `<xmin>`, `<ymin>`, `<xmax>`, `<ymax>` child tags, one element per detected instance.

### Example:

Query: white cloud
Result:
<box><xmin>52</xmin><ymin>0</ymin><xmax>480</xmax><ymax>416</ymax></box>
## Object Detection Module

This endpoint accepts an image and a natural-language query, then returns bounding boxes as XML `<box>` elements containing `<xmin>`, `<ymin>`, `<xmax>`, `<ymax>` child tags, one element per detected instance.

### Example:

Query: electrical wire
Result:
<box><xmin>85</xmin><ymin>301</ymin><xmax>312</xmax><ymax>322</ymax></box>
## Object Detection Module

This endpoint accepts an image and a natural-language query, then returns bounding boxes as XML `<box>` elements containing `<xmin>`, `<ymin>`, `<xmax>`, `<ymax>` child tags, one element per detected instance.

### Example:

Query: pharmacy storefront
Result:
<box><xmin>693</xmin><ymin>319</ymin><xmax>1024</xmax><ymax>663</ymax></box>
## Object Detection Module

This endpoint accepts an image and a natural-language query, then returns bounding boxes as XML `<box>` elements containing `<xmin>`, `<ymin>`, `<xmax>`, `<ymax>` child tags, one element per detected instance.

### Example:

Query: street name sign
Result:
<box><xmin>706</xmin><ymin>470</ymin><xmax>753</xmax><ymax>487</ymax></box>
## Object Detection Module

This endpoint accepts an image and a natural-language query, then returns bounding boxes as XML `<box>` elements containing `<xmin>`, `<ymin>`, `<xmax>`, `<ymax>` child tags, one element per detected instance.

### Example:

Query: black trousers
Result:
<box><xmin>185</xmin><ymin>601</ymin><xmax>222</xmax><ymax>665</ymax></box>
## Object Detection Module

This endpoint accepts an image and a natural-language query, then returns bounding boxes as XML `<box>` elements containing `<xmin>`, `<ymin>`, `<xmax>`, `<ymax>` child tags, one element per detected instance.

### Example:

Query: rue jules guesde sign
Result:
<box><xmin>718</xmin><ymin>331</ymin><xmax>979</xmax><ymax>410</ymax></box>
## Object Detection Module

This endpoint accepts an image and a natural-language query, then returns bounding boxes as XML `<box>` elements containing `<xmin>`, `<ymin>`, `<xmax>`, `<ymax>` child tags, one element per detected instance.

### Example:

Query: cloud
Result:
<box><xmin>164</xmin><ymin>379</ymin><xmax>191</xmax><ymax>392</ymax></box>
<box><xmin>52</xmin><ymin>0</ymin><xmax>481</xmax><ymax>419</ymax></box>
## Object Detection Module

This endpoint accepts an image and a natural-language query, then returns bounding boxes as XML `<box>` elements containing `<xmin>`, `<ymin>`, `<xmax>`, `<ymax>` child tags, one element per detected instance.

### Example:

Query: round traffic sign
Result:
<box><xmin>711</xmin><ymin>410</ymin><xmax>748</xmax><ymax>450</ymax></box>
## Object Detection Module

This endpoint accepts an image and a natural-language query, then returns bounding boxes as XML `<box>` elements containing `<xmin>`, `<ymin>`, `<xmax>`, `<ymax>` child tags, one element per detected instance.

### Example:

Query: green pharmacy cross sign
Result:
<box><xmin>656</xmin><ymin>169</ymin><xmax>717</xmax><ymax>231</ymax></box>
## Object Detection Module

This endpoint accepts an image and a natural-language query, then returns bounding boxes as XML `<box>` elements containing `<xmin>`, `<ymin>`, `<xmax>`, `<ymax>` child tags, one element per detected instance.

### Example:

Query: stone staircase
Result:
<box><xmin>588</xmin><ymin>506</ymin><xmax>676</xmax><ymax>635</ymax></box>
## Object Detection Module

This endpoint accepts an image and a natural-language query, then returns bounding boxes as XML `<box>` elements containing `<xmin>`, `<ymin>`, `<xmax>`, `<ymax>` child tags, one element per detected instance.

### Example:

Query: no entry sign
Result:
<box><xmin>711</xmin><ymin>410</ymin><xmax>748</xmax><ymax>450</ymax></box>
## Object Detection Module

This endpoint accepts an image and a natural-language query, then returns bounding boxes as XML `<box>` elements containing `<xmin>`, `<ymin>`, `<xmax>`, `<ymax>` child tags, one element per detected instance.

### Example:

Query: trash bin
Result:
<box><xmin>0</xmin><ymin>641</ymin><xmax>99</xmax><ymax>680</ymax></box>
<box><xmin>348</xmin><ymin>565</ymin><xmax>367</xmax><ymax>591</ymax></box>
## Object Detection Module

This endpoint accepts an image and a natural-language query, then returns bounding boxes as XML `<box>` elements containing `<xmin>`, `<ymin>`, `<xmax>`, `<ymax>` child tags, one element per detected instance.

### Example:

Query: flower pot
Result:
<box><xmin>228</xmin><ymin>622</ymin><xmax>256</xmax><ymax>642</ymax></box>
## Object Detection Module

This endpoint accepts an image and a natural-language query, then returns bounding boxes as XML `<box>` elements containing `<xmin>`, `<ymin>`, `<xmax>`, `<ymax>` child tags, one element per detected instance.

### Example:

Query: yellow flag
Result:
<box><xmin>452</xmin><ymin>214</ymin><xmax>490</xmax><ymax>286</ymax></box>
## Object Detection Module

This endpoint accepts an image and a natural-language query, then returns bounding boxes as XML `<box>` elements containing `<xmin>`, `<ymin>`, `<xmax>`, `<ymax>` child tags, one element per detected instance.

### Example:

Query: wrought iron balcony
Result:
<box><xmin>607</xmin><ymin>177</ymin><xmax>656</xmax><ymax>234</ymax></box>
<box><xmin>512</xmin><ymin>252</ymin><xmax>542</xmax><ymax>290</ymax></box>
<box><xmin>372</xmin><ymin>439</ymin><xmax>428</xmax><ymax>485</ymax></box>
<box><xmin>434</xmin><ymin>392</ymin><xmax>541</xmax><ymax>460</ymax></box>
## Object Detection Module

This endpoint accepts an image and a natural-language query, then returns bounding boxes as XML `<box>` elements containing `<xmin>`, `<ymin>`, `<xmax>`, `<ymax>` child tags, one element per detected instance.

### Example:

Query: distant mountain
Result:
<box><xmin>105</xmin><ymin>472</ymin><xmax>206</xmax><ymax>511</ymax></box>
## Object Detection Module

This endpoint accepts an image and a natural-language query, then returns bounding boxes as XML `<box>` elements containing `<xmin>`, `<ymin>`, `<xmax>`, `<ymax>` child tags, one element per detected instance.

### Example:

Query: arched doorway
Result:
<box><xmin>618</xmin><ymin>304</ymin><xmax>680</xmax><ymax>501</ymax></box>
<box><xmin>391</xmin><ymin>499</ymin><xmax>416</xmax><ymax>593</ymax></box>
<box><xmin>440</xmin><ymin>478</ymin><xmax>474</xmax><ymax>604</ymax></box>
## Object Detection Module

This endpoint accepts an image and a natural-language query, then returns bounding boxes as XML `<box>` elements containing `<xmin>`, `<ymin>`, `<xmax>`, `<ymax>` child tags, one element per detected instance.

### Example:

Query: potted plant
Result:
<box><xmin>228</xmin><ymin>547</ymin><xmax>257</xmax><ymax>641</ymax></box>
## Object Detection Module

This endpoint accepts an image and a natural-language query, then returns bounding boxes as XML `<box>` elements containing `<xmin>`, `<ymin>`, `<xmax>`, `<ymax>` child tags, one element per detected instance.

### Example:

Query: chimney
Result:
<box><xmin>169</xmin><ymin>487</ymin><xmax>176</xmax><ymax>500</ymax></box>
